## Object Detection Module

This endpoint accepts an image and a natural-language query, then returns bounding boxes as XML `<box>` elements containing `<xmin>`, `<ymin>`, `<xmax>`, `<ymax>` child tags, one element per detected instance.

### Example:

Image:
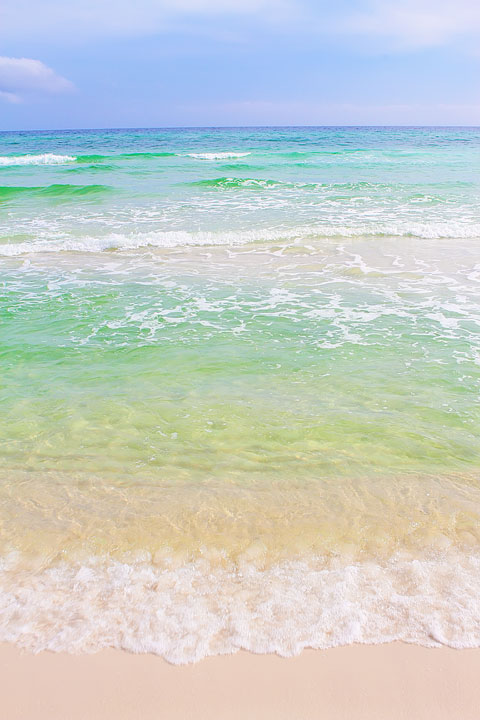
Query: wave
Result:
<box><xmin>66</xmin><ymin>164</ymin><xmax>118</xmax><ymax>173</ymax></box>
<box><xmin>0</xmin><ymin>228</ymin><xmax>266</xmax><ymax>255</ymax></box>
<box><xmin>2</xmin><ymin>550</ymin><xmax>480</xmax><ymax>663</ymax></box>
<box><xmin>186</xmin><ymin>178</ymin><xmax>468</xmax><ymax>194</ymax></box>
<box><xmin>273</xmin><ymin>148</ymin><xmax>462</xmax><ymax>159</ymax></box>
<box><xmin>1</xmin><ymin>221</ymin><xmax>480</xmax><ymax>255</ymax></box>
<box><xmin>120</xmin><ymin>152</ymin><xmax>176</xmax><ymax>159</ymax></box>
<box><xmin>185</xmin><ymin>177</ymin><xmax>360</xmax><ymax>190</ymax></box>
<box><xmin>276</xmin><ymin>149</ymin><xmax>372</xmax><ymax>157</ymax></box>
<box><xmin>75</xmin><ymin>154</ymin><xmax>109</xmax><ymax>163</ymax></box>
<box><xmin>186</xmin><ymin>152</ymin><xmax>251</xmax><ymax>160</ymax></box>
<box><xmin>76</xmin><ymin>152</ymin><xmax>176</xmax><ymax>163</ymax></box>
<box><xmin>0</xmin><ymin>184</ymin><xmax>111</xmax><ymax>200</ymax></box>
<box><xmin>189</xmin><ymin>177</ymin><xmax>282</xmax><ymax>189</ymax></box>
<box><xmin>0</xmin><ymin>154</ymin><xmax>76</xmax><ymax>166</ymax></box>
<box><xmin>0</xmin><ymin>152</ymin><xmax>178</xmax><ymax>168</ymax></box>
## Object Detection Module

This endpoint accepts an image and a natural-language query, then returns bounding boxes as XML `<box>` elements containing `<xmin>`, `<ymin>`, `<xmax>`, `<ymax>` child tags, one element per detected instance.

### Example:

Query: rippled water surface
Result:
<box><xmin>1</xmin><ymin>127</ymin><xmax>480</xmax><ymax>661</ymax></box>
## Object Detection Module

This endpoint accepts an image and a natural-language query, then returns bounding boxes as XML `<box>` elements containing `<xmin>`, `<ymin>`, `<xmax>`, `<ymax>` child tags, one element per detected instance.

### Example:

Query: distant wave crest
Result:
<box><xmin>186</xmin><ymin>152</ymin><xmax>251</xmax><ymax>160</ymax></box>
<box><xmin>0</xmin><ymin>154</ymin><xmax>76</xmax><ymax>166</ymax></box>
<box><xmin>75</xmin><ymin>151</ymin><xmax>251</xmax><ymax>163</ymax></box>
<box><xmin>189</xmin><ymin>176</ymin><xmax>282</xmax><ymax>188</ymax></box>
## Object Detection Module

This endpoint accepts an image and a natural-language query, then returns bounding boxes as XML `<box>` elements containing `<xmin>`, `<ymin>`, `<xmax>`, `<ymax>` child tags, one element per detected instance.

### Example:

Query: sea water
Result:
<box><xmin>1</xmin><ymin>127</ymin><xmax>480</xmax><ymax>662</ymax></box>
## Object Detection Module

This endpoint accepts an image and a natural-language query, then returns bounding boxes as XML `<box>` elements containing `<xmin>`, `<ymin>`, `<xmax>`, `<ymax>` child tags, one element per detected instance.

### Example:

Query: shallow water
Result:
<box><xmin>1</xmin><ymin>127</ymin><xmax>480</xmax><ymax>661</ymax></box>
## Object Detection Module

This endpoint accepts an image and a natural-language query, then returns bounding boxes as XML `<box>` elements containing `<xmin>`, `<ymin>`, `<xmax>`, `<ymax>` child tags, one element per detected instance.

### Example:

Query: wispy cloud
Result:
<box><xmin>0</xmin><ymin>57</ymin><xmax>73</xmax><ymax>103</ymax></box>
<box><xmin>342</xmin><ymin>0</ymin><xmax>480</xmax><ymax>49</ymax></box>
<box><xmin>1</xmin><ymin>0</ymin><xmax>294</xmax><ymax>38</ymax></box>
<box><xmin>2</xmin><ymin>0</ymin><xmax>479</xmax><ymax>49</ymax></box>
<box><xmin>0</xmin><ymin>90</ymin><xmax>21</xmax><ymax>104</ymax></box>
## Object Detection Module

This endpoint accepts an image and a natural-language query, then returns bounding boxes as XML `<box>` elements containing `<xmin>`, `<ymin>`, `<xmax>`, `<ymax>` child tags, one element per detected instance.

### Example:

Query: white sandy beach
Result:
<box><xmin>2</xmin><ymin>642</ymin><xmax>480</xmax><ymax>719</ymax></box>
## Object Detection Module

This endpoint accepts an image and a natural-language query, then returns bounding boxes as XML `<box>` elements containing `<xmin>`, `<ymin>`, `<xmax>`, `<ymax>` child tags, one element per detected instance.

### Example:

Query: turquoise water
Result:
<box><xmin>1</xmin><ymin>127</ymin><xmax>480</xmax><ymax>662</ymax></box>
<box><xmin>2</xmin><ymin>127</ymin><xmax>480</xmax><ymax>254</ymax></box>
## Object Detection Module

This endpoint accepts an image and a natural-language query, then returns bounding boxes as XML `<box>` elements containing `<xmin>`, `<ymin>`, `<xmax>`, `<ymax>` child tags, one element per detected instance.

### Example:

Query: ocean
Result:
<box><xmin>1</xmin><ymin>126</ymin><xmax>479</xmax><ymax>663</ymax></box>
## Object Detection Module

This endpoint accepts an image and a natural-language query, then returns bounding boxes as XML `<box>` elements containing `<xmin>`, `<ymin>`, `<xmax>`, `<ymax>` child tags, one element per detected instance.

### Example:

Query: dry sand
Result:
<box><xmin>2</xmin><ymin>642</ymin><xmax>480</xmax><ymax>719</ymax></box>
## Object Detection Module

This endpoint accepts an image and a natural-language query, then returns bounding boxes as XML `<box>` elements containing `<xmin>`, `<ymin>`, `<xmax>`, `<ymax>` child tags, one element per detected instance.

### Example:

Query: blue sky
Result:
<box><xmin>0</xmin><ymin>0</ymin><xmax>479</xmax><ymax>129</ymax></box>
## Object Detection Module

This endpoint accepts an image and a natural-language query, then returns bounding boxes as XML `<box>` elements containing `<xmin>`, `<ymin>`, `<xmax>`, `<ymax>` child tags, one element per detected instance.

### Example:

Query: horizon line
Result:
<box><xmin>1</xmin><ymin>124</ymin><xmax>480</xmax><ymax>134</ymax></box>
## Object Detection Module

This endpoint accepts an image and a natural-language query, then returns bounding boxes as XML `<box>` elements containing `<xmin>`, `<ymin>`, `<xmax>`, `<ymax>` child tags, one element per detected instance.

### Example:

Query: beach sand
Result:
<box><xmin>2</xmin><ymin>642</ymin><xmax>480</xmax><ymax>719</ymax></box>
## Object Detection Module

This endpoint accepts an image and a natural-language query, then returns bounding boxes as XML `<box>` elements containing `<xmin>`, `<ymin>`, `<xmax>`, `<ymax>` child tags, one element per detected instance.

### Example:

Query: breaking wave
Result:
<box><xmin>0</xmin><ymin>154</ymin><xmax>76</xmax><ymax>166</ymax></box>
<box><xmin>189</xmin><ymin>176</ymin><xmax>282</xmax><ymax>188</ymax></box>
<box><xmin>1</xmin><ymin>221</ymin><xmax>480</xmax><ymax>255</ymax></box>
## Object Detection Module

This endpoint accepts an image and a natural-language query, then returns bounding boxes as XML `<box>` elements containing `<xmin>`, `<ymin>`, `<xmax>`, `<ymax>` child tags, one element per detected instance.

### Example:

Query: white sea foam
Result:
<box><xmin>0</xmin><ymin>229</ymin><xmax>263</xmax><ymax>255</ymax></box>
<box><xmin>186</xmin><ymin>152</ymin><xmax>251</xmax><ymax>160</ymax></box>
<box><xmin>1</xmin><ymin>221</ymin><xmax>480</xmax><ymax>256</ymax></box>
<box><xmin>2</xmin><ymin>551</ymin><xmax>480</xmax><ymax>663</ymax></box>
<box><xmin>0</xmin><ymin>153</ymin><xmax>76</xmax><ymax>166</ymax></box>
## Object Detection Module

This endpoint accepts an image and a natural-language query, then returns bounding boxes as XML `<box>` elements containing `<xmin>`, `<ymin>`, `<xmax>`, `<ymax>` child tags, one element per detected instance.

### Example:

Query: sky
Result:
<box><xmin>0</xmin><ymin>0</ymin><xmax>479</xmax><ymax>129</ymax></box>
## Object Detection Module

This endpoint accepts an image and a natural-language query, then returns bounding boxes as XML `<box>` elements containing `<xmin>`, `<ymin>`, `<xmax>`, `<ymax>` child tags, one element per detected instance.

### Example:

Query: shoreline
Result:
<box><xmin>2</xmin><ymin>642</ymin><xmax>480</xmax><ymax>719</ymax></box>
